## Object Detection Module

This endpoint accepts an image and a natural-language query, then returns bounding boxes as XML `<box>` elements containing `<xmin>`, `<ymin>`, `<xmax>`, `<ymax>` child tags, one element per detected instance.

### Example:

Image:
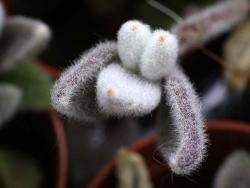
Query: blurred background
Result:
<box><xmin>11</xmin><ymin>0</ymin><xmax>217</xmax><ymax>67</ymax></box>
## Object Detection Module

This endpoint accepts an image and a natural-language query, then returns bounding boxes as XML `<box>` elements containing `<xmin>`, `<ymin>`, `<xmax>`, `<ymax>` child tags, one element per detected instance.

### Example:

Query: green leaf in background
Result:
<box><xmin>0</xmin><ymin>149</ymin><xmax>42</xmax><ymax>188</ymax></box>
<box><xmin>0</xmin><ymin>84</ymin><xmax>22</xmax><ymax>126</ymax></box>
<box><xmin>0</xmin><ymin>62</ymin><xmax>52</xmax><ymax>110</ymax></box>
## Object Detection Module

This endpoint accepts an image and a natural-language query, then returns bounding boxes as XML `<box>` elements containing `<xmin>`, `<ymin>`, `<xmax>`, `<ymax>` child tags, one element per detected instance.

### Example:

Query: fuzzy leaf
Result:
<box><xmin>159</xmin><ymin>66</ymin><xmax>207</xmax><ymax>175</ymax></box>
<box><xmin>97</xmin><ymin>63</ymin><xmax>161</xmax><ymax>117</ymax></box>
<box><xmin>140</xmin><ymin>29</ymin><xmax>178</xmax><ymax>80</ymax></box>
<box><xmin>117</xmin><ymin>20</ymin><xmax>152</xmax><ymax>70</ymax></box>
<box><xmin>0</xmin><ymin>149</ymin><xmax>41</xmax><ymax>188</ymax></box>
<box><xmin>0</xmin><ymin>16</ymin><xmax>51</xmax><ymax>71</ymax></box>
<box><xmin>116</xmin><ymin>148</ymin><xmax>153</xmax><ymax>188</ymax></box>
<box><xmin>0</xmin><ymin>62</ymin><xmax>51</xmax><ymax>110</ymax></box>
<box><xmin>172</xmin><ymin>0</ymin><xmax>248</xmax><ymax>54</ymax></box>
<box><xmin>213</xmin><ymin>150</ymin><xmax>250</xmax><ymax>188</ymax></box>
<box><xmin>51</xmin><ymin>41</ymin><xmax>117</xmax><ymax>121</ymax></box>
<box><xmin>0</xmin><ymin>84</ymin><xmax>21</xmax><ymax>126</ymax></box>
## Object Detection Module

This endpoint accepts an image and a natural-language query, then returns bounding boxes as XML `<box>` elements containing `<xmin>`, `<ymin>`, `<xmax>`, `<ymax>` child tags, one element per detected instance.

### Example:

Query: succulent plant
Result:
<box><xmin>52</xmin><ymin>19</ymin><xmax>208</xmax><ymax>175</ymax></box>
<box><xmin>213</xmin><ymin>150</ymin><xmax>250</xmax><ymax>188</ymax></box>
<box><xmin>0</xmin><ymin>1</ymin><xmax>52</xmax><ymax>126</ymax></box>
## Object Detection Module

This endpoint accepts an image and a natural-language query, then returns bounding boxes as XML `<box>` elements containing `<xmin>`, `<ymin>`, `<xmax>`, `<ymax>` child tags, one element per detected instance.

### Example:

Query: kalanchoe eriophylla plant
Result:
<box><xmin>52</xmin><ymin>19</ymin><xmax>208</xmax><ymax>175</ymax></box>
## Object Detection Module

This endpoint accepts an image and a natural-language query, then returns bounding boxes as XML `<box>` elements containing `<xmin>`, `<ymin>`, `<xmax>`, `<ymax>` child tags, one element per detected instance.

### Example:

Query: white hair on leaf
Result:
<box><xmin>51</xmin><ymin>41</ymin><xmax>117</xmax><ymax>122</ymax></box>
<box><xmin>117</xmin><ymin>20</ymin><xmax>152</xmax><ymax>70</ymax></box>
<box><xmin>160</xmin><ymin>66</ymin><xmax>207</xmax><ymax>175</ymax></box>
<box><xmin>96</xmin><ymin>63</ymin><xmax>161</xmax><ymax>117</ymax></box>
<box><xmin>140</xmin><ymin>29</ymin><xmax>178</xmax><ymax>81</ymax></box>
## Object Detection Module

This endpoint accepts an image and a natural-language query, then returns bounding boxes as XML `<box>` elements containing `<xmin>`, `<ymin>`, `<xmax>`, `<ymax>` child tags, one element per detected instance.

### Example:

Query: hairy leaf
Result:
<box><xmin>172</xmin><ymin>0</ymin><xmax>248</xmax><ymax>54</ymax></box>
<box><xmin>159</xmin><ymin>66</ymin><xmax>207</xmax><ymax>175</ymax></box>
<box><xmin>51</xmin><ymin>41</ymin><xmax>117</xmax><ymax>121</ymax></box>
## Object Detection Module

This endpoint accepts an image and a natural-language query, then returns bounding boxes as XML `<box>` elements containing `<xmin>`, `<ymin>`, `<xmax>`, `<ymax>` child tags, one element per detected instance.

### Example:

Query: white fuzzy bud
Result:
<box><xmin>96</xmin><ymin>63</ymin><xmax>161</xmax><ymax>117</ymax></box>
<box><xmin>140</xmin><ymin>29</ymin><xmax>178</xmax><ymax>81</ymax></box>
<box><xmin>117</xmin><ymin>20</ymin><xmax>152</xmax><ymax>70</ymax></box>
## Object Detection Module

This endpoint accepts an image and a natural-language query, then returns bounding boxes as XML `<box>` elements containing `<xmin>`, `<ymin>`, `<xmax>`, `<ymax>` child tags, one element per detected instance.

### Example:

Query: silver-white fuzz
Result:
<box><xmin>140</xmin><ymin>29</ymin><xmax>178</xmax><ymax>80</ymax></box>
<box><xmin>117</xmin><ymin>20</ymin><xmax>151</xmax><ymax>70</ymax></box>
<box><xmin>0</xmin><ymin>16</ymin><xmax>51</xmax><ymax>70</ymax></box>
<box><xmin>51</xmin><ymin>41</ymin><xmax>117</xmax><ymax>121</ymax></box>
<box><xmin>96</xmin><ymin>63</ymin><xmax>161</xmax><ymax>117</ymax></box>
<box><xmin>161</xmin><ymin>66</ymin><xmax>207</xmax><ymax>175</ymax></box>
<box><xmin>172</xmin><ymin>0</ymin><xmax>249</xmax><ymax>54</ymax></box>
